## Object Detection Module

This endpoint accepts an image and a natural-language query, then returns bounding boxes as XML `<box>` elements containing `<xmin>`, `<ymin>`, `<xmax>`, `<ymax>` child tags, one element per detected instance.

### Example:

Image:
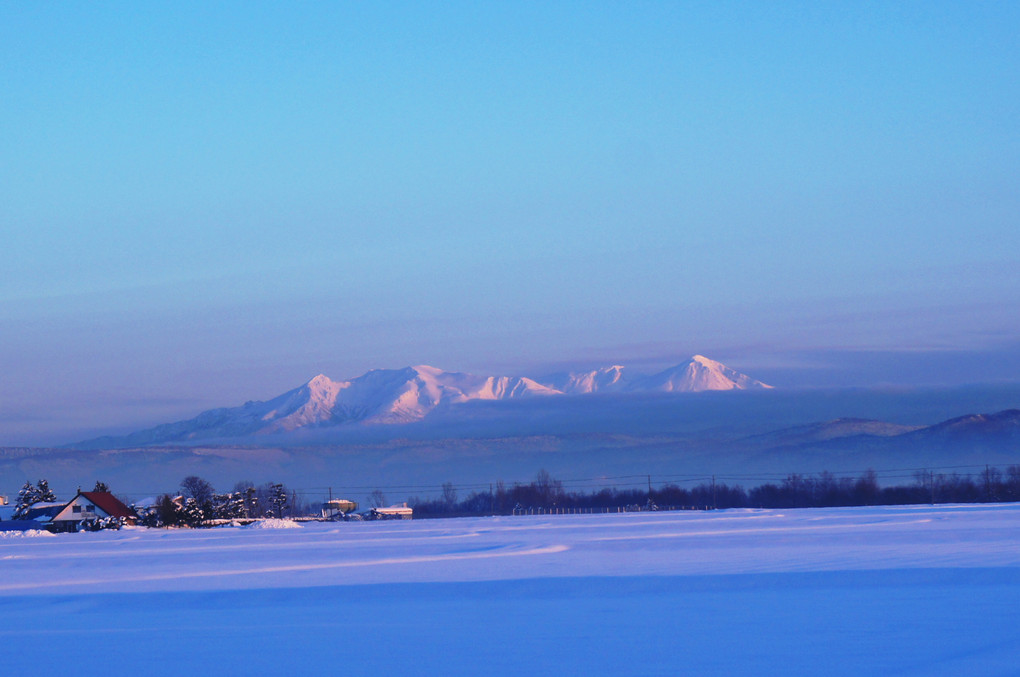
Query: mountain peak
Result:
<box><xmin>305</xmin><ymin>373</ymin><xmax>334</xmax><ymax>387</ymax></box>
<box><xmin>410</xmin><ymin>364</ymin><xmax>445</xmax><ymax>376</ymax></box>
<box><xmin>543</xmin><ymin>364</ymin><xmax>631</xmax><ymax>394</ymax></box>
<box><xmin>638</xmin><ymin>355</ymin><xmax>772</xmax><ymax>392</ymax></box>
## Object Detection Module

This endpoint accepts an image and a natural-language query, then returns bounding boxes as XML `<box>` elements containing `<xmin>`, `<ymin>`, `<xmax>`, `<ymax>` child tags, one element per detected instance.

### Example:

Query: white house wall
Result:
<box><xmin>52</xmin><ymin>495</ymin><xmax>111</xmax><ymax>523</ymax></box>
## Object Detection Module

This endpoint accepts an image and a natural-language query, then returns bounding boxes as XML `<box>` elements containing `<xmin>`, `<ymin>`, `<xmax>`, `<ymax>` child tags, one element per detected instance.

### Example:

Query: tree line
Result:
<box><xmin>408</xmin><ymin>466</ymin><xmax>1020</xmax><ymax>516</ymax></box>
<box><xmin>135</xmin><ymin>476</ymin><xmax>311</xmax><ymax>527</ymax></box>
<box><xmin>13</xmin><ymin>466</ymin><xmax>1020</xmax><ymax>527</ymax></box>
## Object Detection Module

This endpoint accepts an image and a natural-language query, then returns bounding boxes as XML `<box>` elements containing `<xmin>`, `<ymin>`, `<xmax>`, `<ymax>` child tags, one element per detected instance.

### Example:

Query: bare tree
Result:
<box><xmin>534</xmin><ymin>469</ymin><xmax>563</xmax><ymax>506</ymax></box>
<box><xmin>180</xmin><ymin>476</ymin><xmax>214</xmax><ymax>506</ymax></box>
<box><xmin>442</xmin><ymin>482</ymin><xmax>458</xmax><ymax>509</ymax></box>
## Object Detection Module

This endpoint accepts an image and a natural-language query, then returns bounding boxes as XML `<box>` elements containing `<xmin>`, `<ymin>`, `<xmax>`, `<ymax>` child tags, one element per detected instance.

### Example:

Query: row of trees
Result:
<box><xmin>15</xmin><ymin>466</ymin><xmax>1020</xmax><ymax>526</ymax></box>
<box><xmin>747</xmin><ymin>466</ymin><xmax>1020</xmax><ymax>508</ymax></box>
<box><xmin>134</xmin><ymin>477</ymin><xmax>308</xmax><ymax>527</ymax></box>
<box><xmin>13</xmin><ymin>479</ymin><xmax>58</xmax><ymax>518</ymax></box>
<box><xmin>408</xmin><ymin>466</ymin><xmax>1020</xmax><ymax>516</ymax></box>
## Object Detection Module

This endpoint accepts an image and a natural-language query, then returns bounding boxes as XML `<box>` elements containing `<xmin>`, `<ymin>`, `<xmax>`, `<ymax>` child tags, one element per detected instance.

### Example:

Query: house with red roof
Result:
<box><xmin>49</xmin><ymin>490</ymin><xmax>137</xmax><ymax>532</ymax></box>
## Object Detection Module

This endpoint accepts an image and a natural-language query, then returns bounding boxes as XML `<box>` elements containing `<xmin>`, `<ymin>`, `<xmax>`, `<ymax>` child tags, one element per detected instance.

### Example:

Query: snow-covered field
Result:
<box><xmin>2</xmin><ymin>504</ymin><xmax>1019</xmax><ymax>675</ymax></box>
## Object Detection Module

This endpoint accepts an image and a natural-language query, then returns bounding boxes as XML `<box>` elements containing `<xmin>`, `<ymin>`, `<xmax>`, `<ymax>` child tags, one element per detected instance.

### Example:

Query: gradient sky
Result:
<box><xmin>2</xmin><ymin>2</ymin><xmax>1019</xmax><ymax>445</ymax></box>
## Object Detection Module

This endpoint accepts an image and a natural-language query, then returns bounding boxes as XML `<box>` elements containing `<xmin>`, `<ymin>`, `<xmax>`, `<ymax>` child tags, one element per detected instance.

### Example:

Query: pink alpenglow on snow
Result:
<box><xmin>75</xmin><ymin>356</ymin><xmax>772</xmax><ymax>447</ymax></box>
<box><xmin>638</xmin><ymin>355</ymin><xmax>774</xmax><ymax>392</ymax></box>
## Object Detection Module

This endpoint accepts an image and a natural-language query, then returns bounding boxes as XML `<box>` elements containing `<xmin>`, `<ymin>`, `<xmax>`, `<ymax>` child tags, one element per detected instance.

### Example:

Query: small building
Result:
<box><xmin>322</xmin><ymin>498</ymin><xmax>358</xmax><ymax>520</ymax></box>
<box><xmin>21</xmin><ymin>502</ymin><xmax>65</xmax><ymax>523</ymax></box>
<box><xmin>49</xmin><ymin>490</ymin><xmax>137</xmax><ymax>533</ymax></box>
<box><xmin>0</xmin><ymin>501</ymin><xmax>63</xmax><ymax>530</ymax></box>
<box><xmin>367</xmin><ymin>502</ymin><xmax>413</xmax><ymax>520</ymax></box>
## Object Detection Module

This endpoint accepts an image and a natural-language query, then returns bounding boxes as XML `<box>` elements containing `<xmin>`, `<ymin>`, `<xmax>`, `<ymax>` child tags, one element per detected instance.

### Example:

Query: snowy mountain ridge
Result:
<box><xmin>634</xmin><ymin>354</ymin><xmax>773</xmax><ymax>392</ymax></box>
<box><xmin>543</xmin><ymin>356</ymin><xmax>772</xmax><ymax>394</ymax></box>
<box><xmin>75</xmin><ymin>356</ymin><xmax>771</xmax><ymax>447</ymax></box>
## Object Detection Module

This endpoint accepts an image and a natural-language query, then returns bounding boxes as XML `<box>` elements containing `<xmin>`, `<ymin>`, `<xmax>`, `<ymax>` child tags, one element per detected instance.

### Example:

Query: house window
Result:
<box><xmin>86</xmin><ymin>504</ymin><xmax>95</xmax><ymax>512</ymax></box>
<box><xmin>73</xmin><ymin>505</ymin><xmax>82</xmax><ymax>514</ymax></box>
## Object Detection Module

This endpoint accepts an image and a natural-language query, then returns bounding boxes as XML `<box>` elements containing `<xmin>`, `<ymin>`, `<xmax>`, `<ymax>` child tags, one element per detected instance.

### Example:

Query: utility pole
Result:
<box><xmin>490</xmin><ymin>483</ymin><xmax>494</xmax><ymax>516</ymax></box>
<box><xmin>712</xmin><ymin>475</ymin><xmax>717</xmax><ymax>511</ymax></box>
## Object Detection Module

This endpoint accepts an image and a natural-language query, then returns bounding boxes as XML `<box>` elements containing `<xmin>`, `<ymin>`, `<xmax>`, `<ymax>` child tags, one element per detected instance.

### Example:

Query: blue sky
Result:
<box><xmin>2</xmin><ymin>2</ymin><xmax>1018</xmax><ymax>444</ymax></box>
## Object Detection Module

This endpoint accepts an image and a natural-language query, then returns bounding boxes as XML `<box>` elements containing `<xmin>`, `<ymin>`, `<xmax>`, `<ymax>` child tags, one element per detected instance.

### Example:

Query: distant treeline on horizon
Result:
<box><xmin>408</xmin><ymin>467</ymin><xmax>1020</xmax><ymax>516</ymax></box>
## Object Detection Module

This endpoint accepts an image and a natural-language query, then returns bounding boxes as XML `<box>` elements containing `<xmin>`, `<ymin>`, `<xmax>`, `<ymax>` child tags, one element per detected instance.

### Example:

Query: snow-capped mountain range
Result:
<box><xmin>76</xmin><ymin>356</ymin><xmax>772</xmax><ymax>447</ymax></box>
<box><xmin>543</xmin><ymin>355</ymin><xmax>772</xmax><ymax>395</ymax></box>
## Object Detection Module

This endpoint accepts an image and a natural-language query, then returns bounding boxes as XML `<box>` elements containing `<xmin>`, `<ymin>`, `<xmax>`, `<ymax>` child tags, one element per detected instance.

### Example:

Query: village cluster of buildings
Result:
<box><xmin>0</xmin><ymin>489</ymin><xmax>136</xmax><ymax>533</ymax></box>
<box><xmin>0</xmin><ymin>490</ymin><xmax>414</xmax><ymax>532</ymax></box>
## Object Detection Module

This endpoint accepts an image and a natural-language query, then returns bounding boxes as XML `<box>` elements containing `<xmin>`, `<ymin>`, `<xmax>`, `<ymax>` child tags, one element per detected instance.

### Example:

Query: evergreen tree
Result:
<box><xmin>242</xmin><ymin>486</ymin><xmax>257</xmax><ymax>518</ymax></box>
<box><xmin>230</xmin><ymin>492</ymin><xmax>247</xmax><ymax>518</ymax></box>
<box><xmin>211</xmin><ymin>492</ymin><xmax>247</xmax><ymax>519</ymax></box>
<box><xmin>133</xmin><ymin>502</ymin><xmax>162</xmax><ymax>528</ymax></box>
<box><xmin>93</xmin><ymin>481</ymin><xmax>110</xmax><ymax>493</ymax></box>
<box><xmin>14</xmin><ymin>481</ymin><xmax>40</xmax><ymax>519</ymax></box>
<box><xmin>270</xmin><ymin>483</ymin><xmax>289</xmax><ymax>518</ymax></box>
<box><xmin>35</xmin><ymin>479</ymin><xmax>56</xmax><ymax>503</ymax></box>
<box><xmin>153</xmin><ymin>495</ymin><xmax>182</xmax><ymax>527</ymax></box>
<box><xmin>180</xmin><ymin>498</ymin><xmax>205</xmax><ymax>527</ymax></box>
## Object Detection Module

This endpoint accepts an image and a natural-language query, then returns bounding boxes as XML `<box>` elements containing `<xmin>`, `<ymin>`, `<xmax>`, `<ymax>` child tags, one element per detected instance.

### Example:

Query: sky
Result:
<box><xmin>2</xmin><ymin>1</ymin><xmax>1019</xmax><ymax>445</ymax></box>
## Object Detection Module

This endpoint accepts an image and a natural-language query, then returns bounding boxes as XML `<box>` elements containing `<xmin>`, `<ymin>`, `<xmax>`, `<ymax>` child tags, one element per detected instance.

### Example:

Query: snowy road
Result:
<box><xmin>2</xmin><ymin>505</ymin><xmax>1019</xmax><ymax>674</ymax></box>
